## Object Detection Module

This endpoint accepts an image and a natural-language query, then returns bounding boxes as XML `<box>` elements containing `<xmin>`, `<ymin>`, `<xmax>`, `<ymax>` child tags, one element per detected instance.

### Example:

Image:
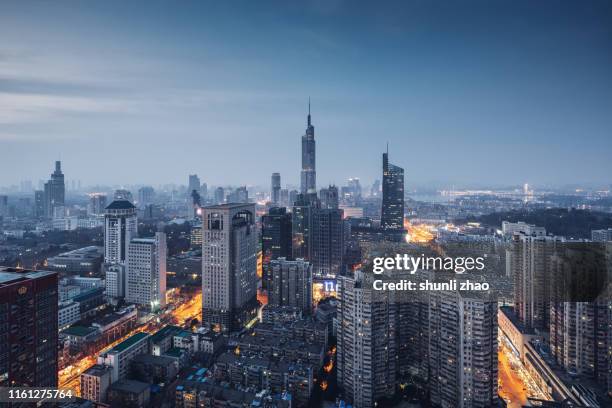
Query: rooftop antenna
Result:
<box><xmin>307</xmin><ymin>97</ymin><xmax>311</xmax><ymax>126</ymax></box>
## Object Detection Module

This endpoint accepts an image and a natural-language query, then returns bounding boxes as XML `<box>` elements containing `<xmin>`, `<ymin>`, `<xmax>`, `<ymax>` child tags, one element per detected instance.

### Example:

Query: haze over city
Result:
<box><xmin>1</xmin><ymin>0</ymin><xmax>611</xmax><ymax>187</ymax></box>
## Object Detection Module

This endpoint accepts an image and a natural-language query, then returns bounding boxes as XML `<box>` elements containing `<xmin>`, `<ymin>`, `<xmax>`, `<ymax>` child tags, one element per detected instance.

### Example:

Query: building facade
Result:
<box><xmin>126</xmin><ymin>232</ymin><xmax>167</xmax><ymax>311</ymax></box>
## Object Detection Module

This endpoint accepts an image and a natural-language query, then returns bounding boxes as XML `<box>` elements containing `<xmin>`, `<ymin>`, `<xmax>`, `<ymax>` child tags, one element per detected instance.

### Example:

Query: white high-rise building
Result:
<box><xmin>201</xmin><ymin>203</ymin><xmax>258</xmax><ymax>333</ymax></box>
<box><xmin>104</xmin><ymin>200</ymin><xmax>138</xmax><ymax>299</ymax></box>
<box><xmin>125</xmin><ymin>232</ymin><xmax>167</xmax><ymax>311</ymax></box>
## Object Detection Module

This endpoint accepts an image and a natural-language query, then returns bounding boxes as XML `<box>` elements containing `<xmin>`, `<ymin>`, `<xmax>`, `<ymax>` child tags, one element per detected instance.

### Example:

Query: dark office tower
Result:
<box><xmin>269</xmin><ymin>258</ymin><xmax>312</xmax><ymax>314</ymax></box>
<box><xmin>0</xmin><ymin>268</ymin><xmax>58</xmax><ymax>388</ymax></box>
<box><xmin>311</xmin><ymin>208</ymin><xmax>345</xmax><ymax>278</ymax></box>
<box><xmin>137</xmin><ymin>186</ymin><xmax>155</xmax><ymax>209</ymax></box>
<box><xmin>43</xmin><ymin>160</ymin><xmax>65</xmax><ymax>218</ymax></box>
<box><xmin>261</xmin><ymin>207</ymin><xmax>292</xmax><ymax>290</ymax></box>
<box><xmin>300</xmin><ymin>100</ymin><xmax>316</xmax><ymax>195</ymax></box>
<box><xmin>34</xmin><ymin>190</ymin><xmax>45</xmax><ymax>218</ymax></box>
<box><xmin>381</xmin><ymin>150</ymin><xmax>404</xmax><ymax>235</ymax></box>
<box><xmin>292</xmin><ymin>194</ymin><xmax>315</xmax><ymax>261</ymax></box>
<box><xmin>337</xmin><ymin>270</ymin><xmax>396</xmax><ymax>407</ymax></box>
<box><xmin>202</xmin><ymin>203</ymin><xmax>258</xmax><ymax>333</ymax></box>
<box><xmin>188</xmin><ymin>174</ymin><xmax>200</xmax><ymax>196</ymax></box>
<box><xmin>270</xmin><ymin>173</ymin><xmax>281</xmax><ymax>204</ymax></box>
<box><xmin>214</xmin><ymin>187</ymin><xmax>225</xmax><ymax>204</ymax></box>
<box><xmin>428</xmin><ymin>291</ymin><xmax>498</xmax><ymax>408</ymax></box>
<box><xmin>319</xmin><ymin>185</ymin><xmax>339</xmax><ymax>209</ymax></box>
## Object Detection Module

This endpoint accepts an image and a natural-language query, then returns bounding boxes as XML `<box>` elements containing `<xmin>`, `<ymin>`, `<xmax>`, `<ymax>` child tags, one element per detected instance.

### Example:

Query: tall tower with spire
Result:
<box><xmin>300</xmin><ymin>98</ymin><xmax>316</xmax><ymax>195</ymax></box>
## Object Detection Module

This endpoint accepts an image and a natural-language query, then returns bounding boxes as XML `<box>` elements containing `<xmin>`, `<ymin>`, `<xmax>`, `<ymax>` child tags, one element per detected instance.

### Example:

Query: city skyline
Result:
<box><xmin>1</xmin><ymin>0</ymin><xmax>611</xmax><ymax>187</ymax></box>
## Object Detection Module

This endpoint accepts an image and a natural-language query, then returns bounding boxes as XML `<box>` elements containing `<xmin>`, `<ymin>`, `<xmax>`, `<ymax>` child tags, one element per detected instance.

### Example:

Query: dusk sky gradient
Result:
<box><xmin>1</xmin><ymin>0</ymin><xmax>611</xmax><ymax>189</ymax></box>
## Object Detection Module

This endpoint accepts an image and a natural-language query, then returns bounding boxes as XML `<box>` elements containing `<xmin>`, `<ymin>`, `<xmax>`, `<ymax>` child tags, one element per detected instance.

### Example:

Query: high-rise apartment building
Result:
<box><xmin>126</xmin><ymin>232</ymin><xmax>167</xmax><ymax>311</ymax></box>
<box><xmin>591</xmin><ymin>228</ymin><xmax>612</xmax><ymax>242</ymax></box>
<box><xmin>292</xmin><ymin>194</ymin><xmax>314</xmax><ymax>261</ymax></box>
<box><xmin>381</xmin><ymin>150</ymin><xmax>404</xmax><ymax>235</ymax></box>
<box><xmin>201</xmin><ymin>203</ymin><xmax>258</xmax><ymax>332</ymax></box>
<box><xmin>43</xmin><ymin>160</ymin><xmax>65</xmax><ymax>218</ymax></box>
<box><xmin>428</xmin><ymin>291</ymin><xmax>498</xmax><ymax>408</ymax></box>
<box><xmin>261</xmin><ymin>207</ymin><xmax>292</xmax><ymax>290</ymax></box>
<box><xmin>268</xmin><ymin>258</ymin><xmax>312</xmax><ymax>314</ymax></box>
<box><xmin>336</xmin><ymin>270</ymin><xmax>397</xmax><ymax>407</ymax></box>
<box><xmin>300</xmin><ymin>101</ymin><xmax>316</xmax><ymax>194</ymax></box>
<box><xmin>511</xmin><ymin>230</ymin><xmax>562</xmax><ymax>330</ymax></box>
<box><xmin>0</xmin><ymin>268</ymin><xmax>58</xmax><ymax>387</ymax></box>
<box><xmin>271</xmin><ymin>172</ymin><xmax>281</xmax><ymax>204</ymax></box>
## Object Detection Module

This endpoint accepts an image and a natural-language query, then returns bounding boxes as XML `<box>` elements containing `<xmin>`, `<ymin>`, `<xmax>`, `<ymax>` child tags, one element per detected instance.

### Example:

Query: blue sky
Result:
<box><xmin>1</xmin><ymin>0</ymin><xmax>611</xmax><ymax>188</ymax></box>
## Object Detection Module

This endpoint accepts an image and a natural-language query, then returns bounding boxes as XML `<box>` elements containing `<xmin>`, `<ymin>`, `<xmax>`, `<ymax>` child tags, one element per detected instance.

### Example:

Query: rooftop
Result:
<box><xmin>109</xmin><ymin>332</ymin><xmax>149</xmax><ymax>353</ymax></box>
<box><xmin>0</xmin><ymin>268</ymin><xmax>56</xmax><ymax>287</ymax></box>
<box><xmin>63</xmin><ymin>325</ymin><xmax>98</xmax><ymax>337</ymax></box>
<box><xmin>105</xmin><ymin>200</ymin><xmax>136</xmax><ymax>210</ymax></box>
<box><xmin>109</xmin><ymin>379</ymin><xmax>149</xmax><ymax>394</ymax></box>
<box><xmin>203</xmin><ymin>202</ymin><xmax>254</xmax><ymax>210</ymax></box>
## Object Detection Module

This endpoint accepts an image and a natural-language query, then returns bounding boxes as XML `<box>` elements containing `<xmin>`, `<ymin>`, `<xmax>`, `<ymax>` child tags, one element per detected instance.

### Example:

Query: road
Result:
<box><xmin>498</xmin><ymin>346</ymin><xmax>528</xmax><ymax>407</ymax></box>
<box><xmin>59</xmin><ymin>292</ymin><xmax>202</xmax><ymax>394</ymax></box>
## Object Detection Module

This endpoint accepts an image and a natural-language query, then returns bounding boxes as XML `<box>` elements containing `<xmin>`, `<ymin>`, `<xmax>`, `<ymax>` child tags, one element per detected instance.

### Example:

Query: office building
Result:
<box><xmin>126</xmin><ymin>232</ymin><xmax>167</xmax><ymax>311</ymax></box>
<box><xmin>380</xmin><ymin>149</ymin><xmax>404</xmax><ymax>235</ymax></box>
<box><xmin>43</xmin><ymin>160</ymin><xmax>65</xmax><ymax>218</ymax></box>
<box><xmin>104</xmin><ymin>200</ymin><xmax>138</xmax><ymax>264</ymax></box>
<box><xmin>47</xmin><ymin>246</ymin><xmax>104</xmax><ymax>275</ymax></box>
<box><xmin>88</xmin><ymin>193</ymin><xmax>107</xmax><ymax>217</ymax></box>
<box><xmin>271</xmin><ymin>172</ymin><xmax>281</xmax><ymax>204</ymax></box>
<box><xmin>137</xmin><ymin>186</ymin><xmax>155</xmax><ymax>209</ymax></box>
<box><xmin>320</xmin><ymin>185</ymin><xmax>339</xmax><ymax>209</ymax></box>
<box><xmin>201</xmin><ymin>203</ymin><xmax>258</xmax><ymax>332</ymax></box>
<box><xmin>214</xmin><ymin>187</ymin><xmax>225</xmax><ymax>204</ymax></box>
<box><xmin>269</xmin><ymin>257</ymin><xmax>312</xmax><ymax>314</ymax></box>
<box><xmin>34</xmin><ymin>189</ymin><xmax>45</xmax><ymax>218</ymax></box>
<box><xmin>188</xmin><ymin>174</ymin><xmax>200</xmax><ymax>195</ymax></box>
<box><xmin>292</xmin><ymin>194</ymin><xmax>314</xmax><ymax>260</ymax></box>
<box><xmin>311</xmin><ymin>207</ymin><xmax>345</xmax><ymax>278</ymax></box>
<box><xmin>300</xmin><ymin>100</ymin><xmax>316</xmax><ymax>194</ymax></box>
<box><xmin>261</xmin><ymin>207</ymin><xmax>292</xmax><ymax>290</ymax></box>
<box><xmin>0</xmin><ymin>268</ymin><xmax>58</xmax><ymax>387</ymax></box>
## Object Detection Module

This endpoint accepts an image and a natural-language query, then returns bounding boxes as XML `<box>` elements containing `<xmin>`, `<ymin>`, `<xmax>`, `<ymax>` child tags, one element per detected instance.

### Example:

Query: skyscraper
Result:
<box><xmin>114</xmin><ymin>189</ymin><xmax>134</xmax><ymax>203</ymax></box>
<box><xmin>0</xmin><ymin>267</ymin><xmax>59</xmax><ymax>387</ymax></box>
<box><xmin>320</xmin><ymin>185</ymin><xmax>339</xmax><ymax>209</ymax></box>
<box><xmin>271</xmin><ymin>172</ymin><xmax>281</xmax><ymax>204</ymax></box>
<box><xmin>88</xmin><ymin>193</ymin><xmax>107</xmax><ymax>216</ymax></box>
<box><xmin>104</xmin><ymin>200</ymin><xmax>138</xmax><ymax>299</ymax></box>
<box><xmin>269</xmin><ymin>257</ymin><xmax>312</xmax><ymax>314</ymax></box>
<box><xmin>300</xmin><ymin>100</ymin><xmax>316</xmax><ymax>195</ymax></box>
<box><xmin>261</xmin><ymin>207</ymin><xmax>292</xmax><ymax>290</ymax></box>
<box><xmin>214</xmin><ymin>187</ymin><xmax>225</xmax><ymax>204</ymax></box>
<box><xmin>381</xmin><ymin>149</ymin><xmax>404</xmax><ymax>236</ymax></box>
<box><xmin>201</xmin><ymin>203</ymin><xmax>258</xmax><ymax>332</ymax></box>
<box><xmin>188</xmin><ymin>174</ymin><xmax>201</xmax><ymax>195</ymax></box>
<box><xmin>34</xmin><ymin>190</ymin><xmax>45</xmax><ymax>218</ymax></box>
<box><xmin>137</xmin><ymin>186</ymin><xmax>155</xmax><ymax>209</ymax></box>
<box><xmin>43</xmin><ymin>160</ymin><xmax>65</xmax><ymax>218</ymax></box>
<box><xmin>126</xmin><ymin>232</ymin><xmax>167</xmax><ymax>311</ymax></box>
<box><xmin>311</xmin><ymin>207</ymin><xmax>345</xmax><ymax>278</ymax></box>
<box><xmin>292</xmin><ymin>194</ymin><xmax>314</xmax><ymax>261</ymax></box>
